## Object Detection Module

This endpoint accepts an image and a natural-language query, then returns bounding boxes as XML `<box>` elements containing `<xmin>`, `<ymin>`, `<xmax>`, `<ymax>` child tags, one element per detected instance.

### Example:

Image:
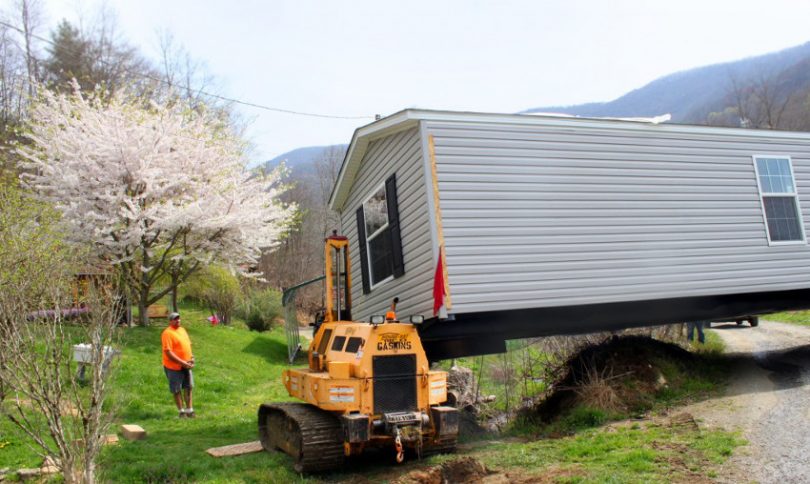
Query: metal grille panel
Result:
<box><xmin>281</xmin><ymin>275</ymin><xmax>325</xmax><ymax>363</ymax></box>
<box><xmin>372</xmin><ymin>354</ymin><xmax>417</xmax><ymax>414</ymax></box>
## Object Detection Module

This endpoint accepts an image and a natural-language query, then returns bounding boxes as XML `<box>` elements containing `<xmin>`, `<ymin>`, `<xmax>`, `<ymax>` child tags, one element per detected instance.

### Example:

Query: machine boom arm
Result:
<box><xmin>324</xmin><ymin>232</ymin><xmax>351</xmax><ymax>323</ymax></box>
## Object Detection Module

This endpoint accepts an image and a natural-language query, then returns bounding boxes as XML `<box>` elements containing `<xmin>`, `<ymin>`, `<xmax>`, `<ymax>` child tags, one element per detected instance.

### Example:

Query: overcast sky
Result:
<box><xmin>39</xmin><ymin>0</ymin><xmax>810</xmax><ymax>162</ymax></box>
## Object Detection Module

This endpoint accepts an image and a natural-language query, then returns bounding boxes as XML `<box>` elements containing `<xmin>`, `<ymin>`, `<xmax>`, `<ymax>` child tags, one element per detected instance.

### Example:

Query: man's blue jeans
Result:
<box><xmin>687</xmin><ymin>321</ymin><xmax>706</xmax><ymax>344</ymax></box>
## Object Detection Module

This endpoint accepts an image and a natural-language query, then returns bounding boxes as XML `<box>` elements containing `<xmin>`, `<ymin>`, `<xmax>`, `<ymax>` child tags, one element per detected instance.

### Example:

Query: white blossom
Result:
<box><xmin>18</xmin><ymin>83</ymin><xmax>295</xmax><ymax>321</ymax></box>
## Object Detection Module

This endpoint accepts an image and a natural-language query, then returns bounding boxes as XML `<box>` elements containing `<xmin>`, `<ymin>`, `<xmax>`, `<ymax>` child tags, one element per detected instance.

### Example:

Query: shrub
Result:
<box><xmin>236</xmin><ymin>287</ymin><xmax>283</xmax><ymax>332</ymax></box>
<box><xmin>182</xmin><ymin>266</ymin><xmax>242</xmax><ymax>324</ymax></box>
<box><xmin>0</xmin><ymin>179</ymin><xmax>120</xmax><ymax>483</ymax></box>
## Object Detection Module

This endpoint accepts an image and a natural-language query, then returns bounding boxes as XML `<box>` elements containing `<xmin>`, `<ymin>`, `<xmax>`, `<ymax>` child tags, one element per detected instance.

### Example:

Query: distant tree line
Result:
<box><xmin>705</xmin><ymin>62</ymin><xmax>810</xmax><ymax>131</ymax></box>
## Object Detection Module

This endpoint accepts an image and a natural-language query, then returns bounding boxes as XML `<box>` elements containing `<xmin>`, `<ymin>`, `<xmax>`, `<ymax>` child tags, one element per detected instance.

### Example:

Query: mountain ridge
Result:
<box><xmin>262</xmin><ymin>40</ymin><xmax>810</xmax><ymax>173</ymax></box>
<box><xmin>525</xmin><ymin>41</ymin><xmax>810</xmax><ymax>123</ymax></box>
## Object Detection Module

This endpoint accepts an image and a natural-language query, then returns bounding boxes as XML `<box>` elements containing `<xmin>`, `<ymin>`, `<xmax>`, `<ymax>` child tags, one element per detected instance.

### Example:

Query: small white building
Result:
<box><xmin>329</xmin><ymin>110</ymin><xmax>810</xmax><ymax>359</ymax></box>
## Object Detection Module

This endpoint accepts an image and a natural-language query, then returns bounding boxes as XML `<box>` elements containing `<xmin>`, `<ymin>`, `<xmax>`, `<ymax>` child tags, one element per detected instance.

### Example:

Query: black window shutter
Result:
<box><xmin>386</xmin><ymin>174</ymin><xmax>405</xmax><ymax>278</ymax></box>
<box><xmin>356</xmin><ymin>207</ymin><xmax>371</xmax><ymax>294</ymax></box>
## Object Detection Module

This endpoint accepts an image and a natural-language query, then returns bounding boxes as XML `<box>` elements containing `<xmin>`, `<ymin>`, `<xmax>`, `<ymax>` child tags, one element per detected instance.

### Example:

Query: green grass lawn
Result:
<box><xmin>101</xmin><ymin>300</ymin><xmax>313</xmax><ymax>483</ymax></box>
<box><xmin>764</xmin><ymin>310</ymin><xmax>810</xmax><ymax>326</ymax></box>
<box><xmin>474</xmin><ymin>422</ymin><xmax>743</xmax><ymax>483</ymax></box>
<box><xmin>0</xmin><ymin>300</ymin><xmax>312</xmax><ymax>483</ymax></box>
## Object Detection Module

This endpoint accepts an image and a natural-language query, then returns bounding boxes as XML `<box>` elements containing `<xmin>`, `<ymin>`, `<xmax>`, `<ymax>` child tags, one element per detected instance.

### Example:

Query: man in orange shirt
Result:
<box><xmin>162</xmin><ymin>312</ymin><xmax>196</xmax><ymax>418</ymax></box>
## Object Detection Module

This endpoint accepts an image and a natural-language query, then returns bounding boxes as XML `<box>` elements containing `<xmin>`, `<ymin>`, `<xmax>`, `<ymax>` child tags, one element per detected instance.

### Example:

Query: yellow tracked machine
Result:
<box><xmin>258</xmin><ymin>233</ymin><xmax>458</xmax><ymax>473</ymax></box>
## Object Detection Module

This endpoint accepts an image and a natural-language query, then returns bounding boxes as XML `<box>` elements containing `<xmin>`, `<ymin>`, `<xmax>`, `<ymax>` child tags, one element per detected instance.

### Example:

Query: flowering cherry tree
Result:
<box><xmin>19</xmin><ymin>84</ymin><xmax>294</xmax><ymax>325</ymax></box>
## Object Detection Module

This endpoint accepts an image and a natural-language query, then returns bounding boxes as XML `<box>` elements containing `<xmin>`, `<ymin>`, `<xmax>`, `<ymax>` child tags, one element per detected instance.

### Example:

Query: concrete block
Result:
<box><xmin>40</xmin><ymin>456</ymin><xmax>60</xmax><ymax>475</ymax></box>
<box><xmin>17</xmin><ymin>468</ymin><xmax>41</xmax><ymax>480</ymax></box>
<box><xmin>121</xmin><ymin>424</ymin><xmax>147</xmax><ymax>441</ymax></box>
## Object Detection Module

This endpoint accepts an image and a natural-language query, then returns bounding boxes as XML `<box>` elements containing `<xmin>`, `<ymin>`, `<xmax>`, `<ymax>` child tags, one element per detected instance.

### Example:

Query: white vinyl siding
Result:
<box><xmin>340</xmin><ymin>127</ymin><xmax>434</xmax><ymax>321</ymax></box>
<box><xmin>753</xmin><ymin>156</ymin><xmax>806</xmax><ymax>244</ymax></box>
<box><xmin>426</xmin><ymin>119</ymin><xmax>810</xmax><ymax>315</ymax></box>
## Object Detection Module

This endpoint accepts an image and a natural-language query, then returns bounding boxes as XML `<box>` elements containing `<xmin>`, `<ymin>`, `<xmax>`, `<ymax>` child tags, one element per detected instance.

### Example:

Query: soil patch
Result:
<box><xmin>394</xmin><ymin>457</ymin><xmax>584</xmax><ymax>484</ymax></box>
<box><xmin>395</xmin><ymin>457</ymin><xmax>490</xmax><ymax>484</ymax></box>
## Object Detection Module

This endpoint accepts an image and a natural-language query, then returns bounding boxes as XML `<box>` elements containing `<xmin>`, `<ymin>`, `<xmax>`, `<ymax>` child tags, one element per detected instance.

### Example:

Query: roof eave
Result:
<box><xmin>328</xmin><ymin>109</ymin><xmax>420</xmax><ymax>211</ymax></box>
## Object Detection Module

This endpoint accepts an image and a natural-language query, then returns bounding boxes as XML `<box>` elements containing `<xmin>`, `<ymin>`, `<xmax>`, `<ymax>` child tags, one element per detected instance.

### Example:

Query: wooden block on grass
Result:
<box><xmin>206</xmin><ymin>440</ymin><xmax>263</xmax><ymax>458</ymax></box>
<box><xmin>103</xmin><ymin>434</ymin><xmax>119</xmax><ymax>445</ymax></box>
<box><xmin>121</xmin><ymin>424</ymin><xmax>147</xmax><ymax>441</ymax></box>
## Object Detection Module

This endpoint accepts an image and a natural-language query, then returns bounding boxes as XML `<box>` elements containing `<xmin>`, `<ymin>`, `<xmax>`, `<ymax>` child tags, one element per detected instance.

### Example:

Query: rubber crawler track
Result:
<box><xmin>258</xmin><ymin>402</ymin><xmax>344</xmax><ymax>473</ymax></box>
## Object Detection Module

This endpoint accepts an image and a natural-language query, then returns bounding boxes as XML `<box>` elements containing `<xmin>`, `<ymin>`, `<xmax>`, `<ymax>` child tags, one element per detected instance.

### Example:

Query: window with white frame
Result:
<box><xmin>753</xmin><ymin>156</ymin><xmax>805</xmax><ymax>243</ymax></box>
<box><xmin>363</xmin><ymin>184</ymin><xmax>395</xmax><ymax>287</ymax></box>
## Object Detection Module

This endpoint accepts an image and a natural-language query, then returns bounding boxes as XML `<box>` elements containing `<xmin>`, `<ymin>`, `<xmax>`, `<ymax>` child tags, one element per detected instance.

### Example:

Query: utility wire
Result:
<box><xmin>0</xmin><ymin>19</ymin><xmax>376</xmax><ymax>121</ymax></box>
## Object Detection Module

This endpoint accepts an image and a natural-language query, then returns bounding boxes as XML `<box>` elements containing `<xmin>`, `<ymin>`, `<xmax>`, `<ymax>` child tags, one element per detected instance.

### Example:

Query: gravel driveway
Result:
<box><xmin>685</xmin><ymin>320</ymin><xmax>810</xmax><ymax>483</ymax></box>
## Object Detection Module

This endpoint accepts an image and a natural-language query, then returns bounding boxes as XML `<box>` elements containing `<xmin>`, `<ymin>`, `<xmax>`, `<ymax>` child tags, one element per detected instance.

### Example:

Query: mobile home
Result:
<box><xmin>328</xmin><ymin>110</ymin><xmax>810</xmax><ymax>359</ymax></box>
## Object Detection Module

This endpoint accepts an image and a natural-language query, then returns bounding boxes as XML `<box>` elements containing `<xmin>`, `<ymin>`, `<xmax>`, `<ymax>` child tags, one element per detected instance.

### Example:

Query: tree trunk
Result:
<box><xmin>81</xmin><ymin>459</ymin><xmax>95</xmax><ymax>484</ymax></box>
<box><xmin>139</xmin><ymin>250</ymin><xmax>151</xmax><ymax>326</ymax></box>
<box><xmin>125</xmin><ymin>302</ymin><xmax>133</xmax><ymax>328</ymax></box>
<box><xmin>137</xmin><ymin>296</ymin><xmax>148</xmax><ymax>326</ymax></box>
<box><xmin>137</xmin><ymin>277</ymin><xmax>151</xmax><ymax>326</ymax></box>
<box><xmin>21</xmin><ymin>0</ymin><xmax>38</xmax><ymax>95</ymax></box>
<box><xmin>170</xmin><ymin>285</ymin><xmax>178</xmax><ymax>312</ymax></box>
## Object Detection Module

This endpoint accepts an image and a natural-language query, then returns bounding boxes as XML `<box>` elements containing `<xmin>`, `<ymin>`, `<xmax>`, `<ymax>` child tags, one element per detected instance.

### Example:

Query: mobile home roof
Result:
<box><xmin>328</xmin><ymin>109</ymin><xmax>810</xmax><ymax>211</ymax></box>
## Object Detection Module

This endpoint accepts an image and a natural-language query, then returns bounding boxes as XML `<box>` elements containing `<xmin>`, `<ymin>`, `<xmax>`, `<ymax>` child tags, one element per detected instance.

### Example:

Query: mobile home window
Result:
<box><xmin>356</xmin><ymin>174</ymin><xmax>405</xmax><ymax>294</ymax></box>
<box><xmin>363</xmin><ymin>184</ymin><xmax>395</xmax><ymax>287</ymax></box>
<box><xmin>753</xmin><ymin>156</ymin><xmax>805</xmax><ymax>243</ymax></box>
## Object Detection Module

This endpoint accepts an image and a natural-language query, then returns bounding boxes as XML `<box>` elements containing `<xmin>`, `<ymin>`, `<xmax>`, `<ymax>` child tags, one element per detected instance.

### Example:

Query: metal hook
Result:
<box><xmin>394</xmin><ymin>427</ymin><xmax>404</xmax><ymax>464</ymax></box>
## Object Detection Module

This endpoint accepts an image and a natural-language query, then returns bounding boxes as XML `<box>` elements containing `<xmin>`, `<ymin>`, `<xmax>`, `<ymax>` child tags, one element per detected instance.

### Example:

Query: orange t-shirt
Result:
<box><xmin>161</xmin><ymin>326</ymin><xmax>192</xmax><ymax>371</ymax></box>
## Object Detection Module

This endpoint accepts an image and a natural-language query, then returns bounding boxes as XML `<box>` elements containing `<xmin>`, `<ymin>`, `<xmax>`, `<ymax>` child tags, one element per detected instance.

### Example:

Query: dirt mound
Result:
<box><xmin>528</xmin><ymin>336</ymin><xmax>698</xmax><ymax>423</ymax></box>
<box><xmin>395</xmin><ymin>457</ymin><xmax>491</xmax><ymax>484</ymax></box>
<box><xmin>394</xmin><ymin>457</ymin><xmax>575</xmax><ymax>484</ymax></box>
